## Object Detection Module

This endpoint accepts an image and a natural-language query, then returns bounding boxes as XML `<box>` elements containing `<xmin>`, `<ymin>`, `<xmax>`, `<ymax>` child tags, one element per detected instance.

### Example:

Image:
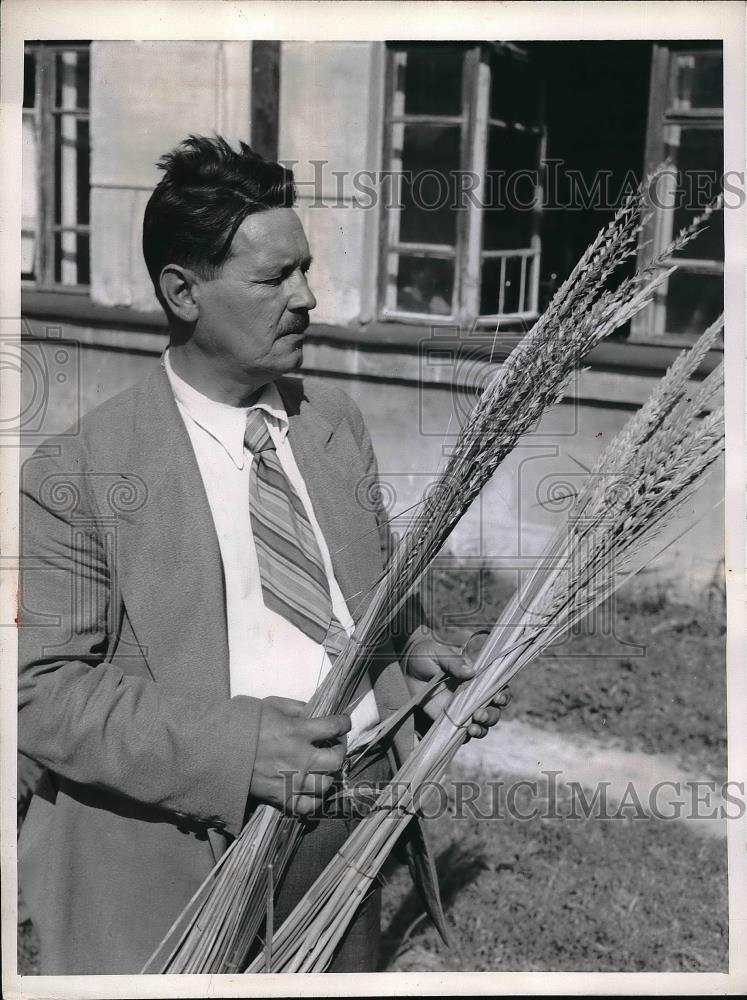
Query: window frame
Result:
<box><xmin>378</xmin><ymin>43</ymin><xmax>545</xmax><ymax>328</ymax></box>
<box><xmin>22</xmin><ymin>41</ymin><xmax>92</xmax><ymax>294</ymax></box>
<box><xmin>631</xmin><ymin>42</ymin><xmax>724</xmax><ymax>343</ymax></box>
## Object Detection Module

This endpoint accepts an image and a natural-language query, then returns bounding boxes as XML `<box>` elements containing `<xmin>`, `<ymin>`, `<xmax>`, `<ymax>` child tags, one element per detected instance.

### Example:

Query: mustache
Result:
<box><xmin>283</xmin><ymin>312</ymin><xmax>310</xmax><ymax>335</ymax></box>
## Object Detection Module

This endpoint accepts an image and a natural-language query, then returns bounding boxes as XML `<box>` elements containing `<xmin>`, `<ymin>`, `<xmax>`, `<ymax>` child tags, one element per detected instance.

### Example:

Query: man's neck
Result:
<box><xmin>168</xmin><ymin>342</ymin><xmax>269</xmax><ymax>407</ymax></box>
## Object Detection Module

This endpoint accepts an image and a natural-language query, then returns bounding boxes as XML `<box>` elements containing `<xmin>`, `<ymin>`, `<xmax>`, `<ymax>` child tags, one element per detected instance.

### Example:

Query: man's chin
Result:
<box><xmin>281</xmin><ymin>342</ymin><xmax>304</xmax><ymax>370</ymax></box>
<box><xmin>290</xmin><ymin>345</ymin><xmax>304</xmax><ymax>367</ymax></box>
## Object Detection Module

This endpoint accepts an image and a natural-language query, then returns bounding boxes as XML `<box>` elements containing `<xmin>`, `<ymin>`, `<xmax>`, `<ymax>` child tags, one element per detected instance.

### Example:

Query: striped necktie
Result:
<box><xmin>245</xmin><ymin>409</ymin><xmax>347</xmax><ymax>658</ymax></box>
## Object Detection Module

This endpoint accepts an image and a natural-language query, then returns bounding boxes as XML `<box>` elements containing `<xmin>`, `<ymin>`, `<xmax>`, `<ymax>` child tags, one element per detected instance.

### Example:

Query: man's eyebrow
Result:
<box><xmin>286</xmin><ymin>253</ymin><xmax>313</xmax><ymax>273</ymax></box>
<box><xmin>275</xmin><ymin>253</ymin><xmax>313</xmax><ymax>270</ymax></box>
<box><xmin>255</xmin><ymin>253</ymin><xmax>313</xmax><ymax>277</ymax></box>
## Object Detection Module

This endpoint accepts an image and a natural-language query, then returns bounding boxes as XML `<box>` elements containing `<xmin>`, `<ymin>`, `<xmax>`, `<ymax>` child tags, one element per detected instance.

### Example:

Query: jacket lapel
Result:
<box><xmin>111</xmin><ymin>366</ymin><xmax>230</xmax><ymax>698</ymax></box>
<box><xmin>111</xmin><ymin>369</ymin><xmax>381</xmax><ymax>697</ymax></box>
<box><xmin>280</xmin><ymin>384</ymin><xmax>383</xmax><ymax>623</ymax></box>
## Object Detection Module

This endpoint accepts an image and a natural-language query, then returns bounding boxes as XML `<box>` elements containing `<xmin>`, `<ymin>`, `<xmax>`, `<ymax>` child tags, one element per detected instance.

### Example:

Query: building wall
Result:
<box><xmin>21</xmin><ymin>40</ymin><xmax>724</xmax><ymax>602</ymax></box>
<box><xmin>87</xmin><ymin>39</ymin><xmax>382</xmax><ymax>325</ymax></box>
<box><xmin>277</xmin><ymin>41</ymin><xmax>384</xmax><ymax>325</ymax></box>
<box><xmin>21</xmin><ymin>327</ymin><xmax>724</xmax><ymax>604</ymax></box>
<box><xmin>89</xmin><ymin>41</ymin><xmax>252</xmax><ymax>310</ymax></box>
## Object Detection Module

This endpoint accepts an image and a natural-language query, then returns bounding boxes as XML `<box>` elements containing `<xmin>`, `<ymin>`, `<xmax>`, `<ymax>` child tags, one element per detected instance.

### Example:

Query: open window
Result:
<box><xmin>379</xmin><ymin>43</ymin><xmax>545</xmax><ymax>327</ymax></box>
<box><xmin>632</xmin><ymin>43</ymin><xmax>724</xmax><ymax>341</ymax></box>
<box><xmin>22</xmin><ymin>42</ymin><xmax>91</xmax><ymax>290</ymax></box>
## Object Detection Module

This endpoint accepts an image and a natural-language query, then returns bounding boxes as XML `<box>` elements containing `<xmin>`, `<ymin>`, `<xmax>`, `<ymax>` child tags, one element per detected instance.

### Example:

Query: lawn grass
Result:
<box><xmin>380</xmin><ymin>785</ymin><xmax>728</xmax><ymax>972</ymax></box>
<box><xmin>426</xmin><ymin>562</ymin><xmax>727</xmax><ymax>780</ymax></box>
<box><xmin>17</xmin><ymin>566</ymin><xmax>728</xmax><ymax>975</ymax></box>
<box><xmin>376</xmin><ymin>564</ymin><xmax>729</xmax><ymax>973</ymax></box>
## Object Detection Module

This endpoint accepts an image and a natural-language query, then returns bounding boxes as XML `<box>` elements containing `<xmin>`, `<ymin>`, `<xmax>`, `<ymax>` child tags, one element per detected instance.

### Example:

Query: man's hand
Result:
<box><xmin>401</xmin><ymin>626</ymin><xmax>511</xmax><ymax>738</ymax></box>
<box><xmin>249</xmin><ymin>696</ymin><xmax>351</xmax><ymax>816</ymax></box>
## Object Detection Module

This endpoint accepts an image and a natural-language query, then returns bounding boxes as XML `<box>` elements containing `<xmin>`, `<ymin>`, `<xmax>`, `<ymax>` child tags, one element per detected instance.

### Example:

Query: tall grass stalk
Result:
<box><xmin>143</xmin><ymin>183</ymin><xmax>721</xmax><ymax>974</ymax></box>
<box><xmin>246</xmin><ymin>325</ymin><xmax>725</xmax><ymax>973</ymax></box>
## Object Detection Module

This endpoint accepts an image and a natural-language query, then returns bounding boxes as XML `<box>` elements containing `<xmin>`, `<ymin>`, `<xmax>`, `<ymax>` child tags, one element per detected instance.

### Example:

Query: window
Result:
<box><xmin>23</xmin><ymin>42</ymin><xmax>91</xmax><ymax>289</ymax></box>
<box><xmin>632</xmin><ymin>44</ymin><xmax>723</xmax><ymax>341</ymax></box>
<box><xmin>379</xmin><ymin>43</ymin><xmax>545</xmax><ymax>326</ymax></box>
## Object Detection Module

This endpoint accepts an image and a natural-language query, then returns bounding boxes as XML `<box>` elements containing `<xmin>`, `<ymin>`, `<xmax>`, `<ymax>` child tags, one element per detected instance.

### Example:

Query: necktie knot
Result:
<box><xmin>244</xmin><ymin>409</ymin><xmax>275</xmax><ymax>455</ymax></box>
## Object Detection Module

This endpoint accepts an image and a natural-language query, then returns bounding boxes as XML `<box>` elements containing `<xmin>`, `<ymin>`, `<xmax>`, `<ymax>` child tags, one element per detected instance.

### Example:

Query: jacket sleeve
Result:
<box><xmin>18</xmin><ymin>446</ymin><xmax>261</xmax><ymax>839</ymax></box>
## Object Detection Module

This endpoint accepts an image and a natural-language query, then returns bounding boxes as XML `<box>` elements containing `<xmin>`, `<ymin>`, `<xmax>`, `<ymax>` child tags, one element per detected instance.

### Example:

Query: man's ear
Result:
<box><xmin>159</xmin><ymin>264</ymin><xmax>200</xmax><ymax>323</ymax></box>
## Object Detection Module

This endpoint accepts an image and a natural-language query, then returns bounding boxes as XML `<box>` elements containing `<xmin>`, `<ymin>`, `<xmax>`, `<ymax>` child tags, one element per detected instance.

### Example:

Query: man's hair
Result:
<box><xmin>142</xmin><ymin>135</ymin><xmax>296</xmax><ymax>314</ymax></box>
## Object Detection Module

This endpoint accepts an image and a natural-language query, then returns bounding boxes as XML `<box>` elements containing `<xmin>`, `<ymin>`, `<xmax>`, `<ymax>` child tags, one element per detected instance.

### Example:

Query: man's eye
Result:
<box><xmin>263</xmin><ymin>264</ymin><xmax>309</xmax><ymax>285</ymax></box>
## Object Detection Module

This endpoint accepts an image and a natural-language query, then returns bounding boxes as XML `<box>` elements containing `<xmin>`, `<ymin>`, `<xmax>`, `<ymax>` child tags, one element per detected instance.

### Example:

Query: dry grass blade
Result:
<box><xmin>145</xmin><ymin>180</ymin><xmax>722</xmax><ymax>975</ymax></box>
<box><xmin>247</xmin><ymin>326</ymin><xmax>724</xmax><ymax>973</ymax></box>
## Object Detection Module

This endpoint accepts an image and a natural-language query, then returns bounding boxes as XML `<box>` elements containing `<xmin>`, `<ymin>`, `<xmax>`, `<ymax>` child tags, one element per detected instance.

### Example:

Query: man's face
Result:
<box><xmin>191</xmin><ymin>207</ymin><xmax>317</xmax><ymax>383</ymax></box>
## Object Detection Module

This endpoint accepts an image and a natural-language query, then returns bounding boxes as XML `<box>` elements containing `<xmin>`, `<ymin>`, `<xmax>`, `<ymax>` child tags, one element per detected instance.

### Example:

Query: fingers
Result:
<box><xmin>286</xmin><ymin>714</ymin><xmax>349</xmax><ymax>816</ymax></box>
<box><xmin>466</xmin><ymin>688</ymin><xmax>512</xmax><ymax>740</ymax></box>
<box><xmin>474</xmin><ymin>705</ymin><xmax>501</xmax><ymax>728</ymax></box>
<box><xmin>285</xmin><ymin>771</ymin><xmax>339</xmax><ymax>817</ymax></box>
<box><xmin>494</xmin><ymin>686</ymin><xmax>512</xmax><ymax>709</ymax></box>
<box><xmin>297</xmin><ymin>771</ymin><xmax>338</xmax><ymax>798</ymax></box>
<box><xmin>305</xmin><ymin>712</ymin><xmax>351</xmax><ymax>744</ymax></box>
<box><xmin>428</xmin><ymin>634</ymin><xmax>473</xmax><ymax>679</ymax></box>
<box><xmin>467</xmin><ymin>707</ymin><xmax>499</xmax><ymax>740</ymax></box>
<box><xmin>305</xmin><ymin>743</ymin><xmax>347</xmax><ymax>775</ymax></box>
<box><xmin>405</xmin><ymin>628</ymin><xmax>469</xmax><ymax>682</ymax></box>
<box><xmin>439</xmin><ymin>653</ymin><xmax>476</xmax><ymax>682</ymax></box>
<box><xmin>252</xmin><ymin>700</ymin><xmax>354</xmax><ymax>816</ymax></box>
<box><xmin>293</xmin><ymin>795</ymin><xmax>319</xmax><ymax>818</ymax></box>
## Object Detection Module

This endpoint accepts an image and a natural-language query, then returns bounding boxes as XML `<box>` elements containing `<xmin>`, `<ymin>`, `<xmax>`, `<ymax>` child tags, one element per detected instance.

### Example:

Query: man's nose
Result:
<box><xmin>288</xmin><ymin>272</ymin><xmax>317</xmax><ymax>312</ymax></box>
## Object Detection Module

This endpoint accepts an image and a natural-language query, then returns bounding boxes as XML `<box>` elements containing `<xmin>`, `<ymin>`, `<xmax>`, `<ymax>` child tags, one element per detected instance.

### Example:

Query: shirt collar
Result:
<box><xmin>163</xmin><ymin>349</ymin><xmax>289</xmax><ymax>469</ymax></box>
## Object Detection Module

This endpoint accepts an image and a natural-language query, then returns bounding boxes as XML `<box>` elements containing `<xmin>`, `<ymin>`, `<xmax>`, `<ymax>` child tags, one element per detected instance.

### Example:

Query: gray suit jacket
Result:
<box><xmin>18</xmin><ymin>363</ymin><xmax>417</xmax><ymax>973</ymax></box>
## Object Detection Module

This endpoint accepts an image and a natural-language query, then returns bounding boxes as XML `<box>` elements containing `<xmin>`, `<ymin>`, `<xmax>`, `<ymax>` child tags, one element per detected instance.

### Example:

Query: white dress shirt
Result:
<box><xmin>164</xmin><ymin>351</ymin><xmax>380</xmax><ymax>750</ymax></box>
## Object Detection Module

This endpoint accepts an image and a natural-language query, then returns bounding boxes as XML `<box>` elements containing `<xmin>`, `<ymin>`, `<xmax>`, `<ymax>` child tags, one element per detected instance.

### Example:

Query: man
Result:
<box><xmin>18</xmin><ymin>136</ymin><xmax>508</xmax><ymax>974</ymax></box>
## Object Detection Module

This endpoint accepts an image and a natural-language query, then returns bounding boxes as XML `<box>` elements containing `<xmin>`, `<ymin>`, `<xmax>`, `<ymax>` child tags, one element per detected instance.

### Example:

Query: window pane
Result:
<box><xmin>23</xmin><ymin>44</ymin><xmax>91</xmax><ymax>288</ymax></box>
<box><xmin>399</xmin><ymin>124</ymin><xmax>461</xmax><ymax>245</ymax></box>
<box><xmin>667</xmin><ymin>127</ymin><xmax>723</xmax><ymax>261</ymax></box>
<box><xmin>22</xmin><ymin>112</ymin><xmax>37</xmax><ymax>277</ymax></box>
<box><xmin>23</xmin><ymin>52</ymin><xmax>36</xmax><ymax>109</ymax></box>
<box><xmin>480</xmin><ymin>256</ymin><xmax>525</xmax><ymax>315</ymax></box>
<box><xmin>665</xmin><ymin>271</ymin><xmax>723</xmax><ymax>335</ymax></box>
<box><xmin>489</xmin><ymin>45</ymin><xmax>540</xmax><ymax>125</ymax></box>
<box><xmin>396</xmin><ymin>45</ymin><xmax>463</xmax><ymax>117</ymax></box>
<box><xmin>76</xmin><ymin>233</ymin><xmax>91</xmax><ymax>286</ymax></box>
<box><xmin>53</xmin><ymin>114</ymin><xmax>90</xmax><ymax>224</ymax></box>
<box><xmin>76</xmin><ymin>118</ymin><xmax>91</xmax><ymax>225</ymax></box>
<box><xmin>673</xmin><ymin>51</ymin><xmax>723</xmax><ymax>111</ymax></box>
<box><xmin>55</xmin><ymin>49</ymin><xmax>90</xmax><ymax>109</ymax></box>
<box><xmin>53</xmin><ymin>231</ymin><xmax>88</xmax><ymax>286</ymax></box>
<box><xmin>53</xmin><ymin>109</ymin><xmax>90</xmax><ymax>284</ymax></box>
<box><xmin>395</xmin><ymin>256</ymin><xmax>454</xmax><ymax>315</ymax></box>
<box><xmin>483</xmin><ymin>125</ymin><xmax>539</xmax><ymax>250</ymax></box>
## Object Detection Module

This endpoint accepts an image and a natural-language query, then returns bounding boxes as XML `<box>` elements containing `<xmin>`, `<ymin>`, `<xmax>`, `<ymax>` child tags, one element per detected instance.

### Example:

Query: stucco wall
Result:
<box><xmin>338</xmin><ymin>374</ymin><xmax>725</xmax><ymax>601</ymax></box>
<box><xmin>89</xmin><ymin>41</ymin><xmax>252</xmax><ymax>311</ymax></box>
<box><xmin>24</xmin><ymin>40</ymin><xmax>723</xmax><ymax>602</ymax></box>
<box><xmin>20</xmin><ymin>330</ymin><xmax>724</xmax><ymax>603</ymax></box>
<box><xmin>88</xmin><ymin>39</ymin><xmax>382</xmax><ymax>326</ymax></box>
<box><xmin>278</xmin><ymin>41</ymin><xmax>385</xmax><ymax>325</ymax></box>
